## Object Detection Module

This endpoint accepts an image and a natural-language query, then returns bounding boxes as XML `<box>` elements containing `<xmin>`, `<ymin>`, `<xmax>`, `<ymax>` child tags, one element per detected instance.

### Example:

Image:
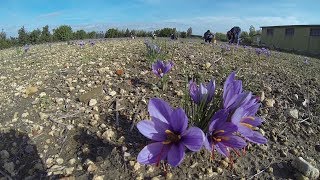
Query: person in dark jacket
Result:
<box><xmin>227</xmin><ymin>26</ymin><xmax>241</xmax><ymax>45</ymax></box>
<box><xmin>204</xmin><ymin>30</ymin><xmax>214</xmax><ymax>43</ymax></box>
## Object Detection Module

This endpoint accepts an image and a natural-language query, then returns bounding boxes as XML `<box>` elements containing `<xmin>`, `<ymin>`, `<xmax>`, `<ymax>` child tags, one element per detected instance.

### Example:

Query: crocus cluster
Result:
<box><xmin>79</xmin><ymin>41</ymin><xmax>85</xmax><ymax>48</ymax></box>
<box><xmin>89</xmin><ymin>40</ymin><xmax>95</xmax><ymax>46</ymax></box>
<box><xmin>255</xmin><ymin>47</ymin><xmax>271</xmax><ymax>57</ymax></box>
<box><xmin>137</xmin><ymin>72</ymin><xmax>267</xmax><ymax>167</ymax></box>
<box><xmin>137</xmin><ymin>98</ymin><xmax>204</xmax><ymax>167</ymax></box>
<box><xmin>152</xmin><ymin>60</ymin><xmax>174</xmax><ymax>78</ymax></box>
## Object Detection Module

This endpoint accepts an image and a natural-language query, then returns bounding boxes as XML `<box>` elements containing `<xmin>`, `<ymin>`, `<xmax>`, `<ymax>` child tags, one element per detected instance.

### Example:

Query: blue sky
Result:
<box><xmin>1</xmin><ymin>0</ymin><xmax>319</xmax><ymax>36</ymax></box>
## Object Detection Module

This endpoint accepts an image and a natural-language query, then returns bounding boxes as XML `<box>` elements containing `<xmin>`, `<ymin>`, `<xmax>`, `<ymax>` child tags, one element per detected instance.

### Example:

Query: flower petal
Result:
<box><xmin>209</xmin><ymin>109</ymin><xmax>228</xmax><ymax>131</ymax></box>
<box><xmin>164</xmin><ymin>61</ymin><xmax>174</xmax><ymax>74</ymax></box>
<box><xmin>242</xmin><ymin>116</ymin><xmax>263</xmax><ymax>127</ymax></box>
<box><xmin>222</xmin><ymin>135</ymin><xmax>247</xmax><ymax>149</ymax></box>
<box><xmin>137</xmin><ymin>120</ymin><xmax>167</xmax><ymax>141</ymax></box>
<box><xmin>215</xmin><ymin>142</ymin><xmax>229</xmax><ymax>157</ymax></box>
<box><xmin>189</xmin><ymin>81</ymin><xmax>200</xmax><ymax>104</ymax></box>
<box><xmin>245</xmin><ymin>131</ymin><xmax>267</xmax><ymax>144</ymax></box>
<box><xmin>137</xmin><ymin>142</ymin><xmax>169</xmax><ymax>165</ymax></box>
<box><xmin>167</xmin><ymin>143</ymin><xmax>185</xmax><ymax>167</ymax></box>
<box><xmin>204</xmin><ymin>135</ymin><xmax>213</xmax><ymax>151</ymax></box>
<box><xmin>148</xmin><ymin>98</ymin><xmax>172</xmax><ymax>124</ymax></box>
<box><xmin>206</xmin><ymin>79</ymin><xmax>215</xmax><ymax>102</ymax></box>
<box><xmin>181</xmin><ymin>127</ymin><xmax>205</xmax><ymax>151</ymax></box>
<box><xmin>231</xmin><ymin>107</ymin><xmax>245</xmax><ymax>125</ymax></box>
<box><xmin>238</xmin><ymin>125</ymin><xmax>254</xmax><ymax>137</ymax></box>
<box><xmin>168</xmin><ymin>108</ymin><xmax>188</xmax><ymax>133</ymax></box>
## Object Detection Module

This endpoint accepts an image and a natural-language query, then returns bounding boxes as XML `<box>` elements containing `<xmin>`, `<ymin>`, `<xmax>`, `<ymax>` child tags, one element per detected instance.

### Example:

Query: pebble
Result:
<box><xmin>89</xmin><ymin>99</ymin><xmax>98</xmax><ymax>106</ymax></box>
<box><xmin>109</xmin><ymin>91</ymin><xmax>117</xmax><ymax>97</ymax></box>
<box><xmin>56</xmin><ymin>158</ymin><xmax>64</xmax><ymax>165</ymax></box>
<box><xmin>39</xmin><ymin>112</ymin><xmax>48</xmax><ymax>120</ymax></box>
<box><xmin>289</xmin><ymin>109</ymin><xmax>299</xmax><ymax>119</ymax></box>
<box><xmin>93</xmin><ymin>175</ymin><xmax>105</xmax><ymax>180</ymax></box>
<box><xmin>265</xmin><ymin>98</ymin><xmax>275</xmax><ymax>107</ymax></box>
<box><xmin>21</xmin><ymin>112</ymin><xmax>29</xmax><ymax>118</ymax></box>
<box><xmin>134</xmin><ymin>162</ymin><xmax>141</xmax><ymax>171</ymax></box>
<box><xmin>0</xmin><ymin>150</ymin><xmax>10</xmax><ymax>159</ymax></box>
<box><xmin>292</xmin><ymin>157</ymin><xmax>319</xmax><ymax>179</ymax></box>
<box><xmin>102</xmin><ymin>129</ymin><xmax>115</xmax><ymax>140</ymax></box>
<box><xmin>39</xmin><ymin>92</ymin><xmax>47</xmax><ymax>97</ymax></box>
<box><xmin>64</xmin><ymin>167</ymin><xmax>74</xmax><ymax>175</ymax></box>
<box><xmin>3</xmin><ymin>162</ymin><xmax>15</xmax><ymax>175</ymax></box>
<box><xmin>46</xmin><ymin>158</ymin><xmax>54</xmax><ymax>166</ymax></box>
<box><xmin>87</xmin><ymin>163</ymin><xmax>98</xmax><ymax>173</ymax></box>
<box><xmin>315</xmin><ymin>145</ymin><xmax>320</xmax><ymax>152</ymax></box>
<box><xmin>69</xmin><ymin>158</ymin><xmax>76</xmax><ymax>165</ymax></box>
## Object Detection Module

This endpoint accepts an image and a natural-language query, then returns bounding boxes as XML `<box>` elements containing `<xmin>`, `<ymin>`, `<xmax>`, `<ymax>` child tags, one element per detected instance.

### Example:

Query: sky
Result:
<box><xmin>1</xmin><ymin>0</ymin><xmax>319</xmax><ymax>37</ymax></box>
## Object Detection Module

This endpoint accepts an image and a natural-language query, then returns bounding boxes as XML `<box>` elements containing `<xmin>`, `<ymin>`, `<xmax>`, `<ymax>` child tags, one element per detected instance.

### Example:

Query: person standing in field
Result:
<box><xmin>227</xmin><ymin>26</ymin><xmax>241</xmax><ymax>45</ymax></box>
<box><xmin>204</xmin><ymin>30</ymin><xmax>214</xmax><ymax>43</ymax></box>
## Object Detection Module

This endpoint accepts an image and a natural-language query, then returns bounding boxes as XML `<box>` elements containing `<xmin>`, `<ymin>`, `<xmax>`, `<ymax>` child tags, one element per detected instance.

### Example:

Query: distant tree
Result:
<box><xmin>249</xmin><ymin>25</ymin><xmax>256</xmax><ymax>37</ymax></box>
<box><xmin>53</xmin><ymin>25</ymin><xmax>73</xmax><ymax>41</ymax></box>
<box><xmin>180</xmin><ymin>31</ymin><xmax>187</xmax><ymax>38</ymax></box>
<box><xmin>105</xmin><ymin>28</ymin><xmax>120</xmax><ymax>38</ymax></box>
<box><xmin>73</xmin><ymin>30</ymin><xmax>87</xmax><ymax>40</ymax></box>
<box><xmin>125</xmin><ymin>28</ymin><xmax>130</xmax><ymax>37</ymax></box>
<box><xmin>215</xmin><ymin>32</ymin><xmax>227</xmax><ymax>42</ymax></box>
<box><xmin>0</xmin><ymin>29</ymin><xmax>6</xmax><ymax>40</ymax></box>
<box><xmin>40</xmin><ymin>25</ymin><xmax>52</xmax><ymax>43</ymax></box>
<box><xmin>156</xmin><ymin>28</ymin><xmax>176</xmax><ymax>37</ymax></box>
<box><xmin>29</xmin><ymin>29</ymin><xmax>41</xmax><ymax>44</ymax></box>
<box><xmin>18</xmin><ymin>26</ymin><xmax>29</xmax><ymax>45</ymax></box>
<box><xmin>130</xmin><ymin>30</ymin><xmax>136</xmax><ymax>36</ymax></box>
<box><xmin>187</xmin><ymin>27</ymin><xmax>192</xmax><ymax>37</ymax></box>
<box><xmin>240</xmin><ymin>31</ymin><xmax>253</xmax><ymax>45</ymax></box>
<box><xmin>96</xmin><ymin>31</ymin><xmax>104</xmax><ymax>38</ymax></box>
<box><xmin>87</xmin><ymin>31</ymin><xmax>96</xmax><ymax>39</ymax></box>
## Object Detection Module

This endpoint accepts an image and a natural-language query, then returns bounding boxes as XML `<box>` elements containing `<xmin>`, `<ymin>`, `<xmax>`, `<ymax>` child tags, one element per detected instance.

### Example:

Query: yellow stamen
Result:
<box><xmin>213</xmin><ymin>130</ymin><xmax>225</xmax><ymax>135</ymax></box>
<box><xmin>240</xmin><ymin>122</ymin><xmax>253</xmax><ymax>129</ymax></box>
<box><xmin>157</xmin><ymin>68</ymin><xmax>163</xmax><ymax>74</ymax></box>
<box><xmin>163</xmin><ymin>129</ymin><xmax>181</xmax><ymax>144</ymax></box>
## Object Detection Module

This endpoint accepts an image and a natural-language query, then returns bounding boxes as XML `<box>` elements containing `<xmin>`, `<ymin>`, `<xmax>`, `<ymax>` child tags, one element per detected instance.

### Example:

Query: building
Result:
<box><xmin>260</xmin><ymin>25</ymin><xmax>320</xmax><ymax>55</ymax></box>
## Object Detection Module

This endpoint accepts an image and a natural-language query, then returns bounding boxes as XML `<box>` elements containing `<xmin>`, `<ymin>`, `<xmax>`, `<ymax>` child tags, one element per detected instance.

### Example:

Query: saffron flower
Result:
<box><xmin>231</xmin><ymin>107</ymin><xmax>267</xmax><ymax>144</ymax></box>
<box><xmin>137</xmin><ymin>98</ymin><xmax>205</xmax><ymax>167</ymax></box>
<box><xmin>223</xmin><ymin>72</ymin><xmax>260</xmax><ymax>113</ymax></box>
<box><xmin>152</xmin><ymin>60</ymin><xmax>174</xmax><ymax>78</ymax></box>
<box><xmin>204</xmin><ymin>109</ymin><xmax>246</xmax><ymax>157</ymax></box>
<box><xmin>223</xmin><ymin>72</ymin><xmax>243</xmax><ymax>110</ymax></box>
<box><xmin>189</xmin><ymin>79</ymin><xmax>215</xmax><ymax>105</ymax></box>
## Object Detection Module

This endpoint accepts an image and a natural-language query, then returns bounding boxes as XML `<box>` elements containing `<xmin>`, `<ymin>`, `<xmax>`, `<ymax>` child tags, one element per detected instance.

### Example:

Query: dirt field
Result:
<box><xmin>0</xmin><ymin>38</ymin><xmax>319</xmax><ymax>179</ymax></box>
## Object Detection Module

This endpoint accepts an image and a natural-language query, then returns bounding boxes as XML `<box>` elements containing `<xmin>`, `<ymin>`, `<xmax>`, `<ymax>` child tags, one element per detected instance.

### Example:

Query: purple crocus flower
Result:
<box><xmin>255</xmin><ymin>48</ymin><xmax>262</xmax><ymax>56</ymax></box>
<box><xmin>137</xmin><ymin>98</ymin><xmax>205</xmax><ymax>167</ymax></box>
<box><xmin>189</xmin><ymin>79</ymin><xmax>215</xmax><ymax>105</ymax></box>
<box><xmin>223</xmin><ymin>72</ymin><xmax>260</xmax><ymax>113</ymax></box>
<box><xmin>223</xmin><ymin>72</ymin><xmax>243</xmax><ymax>110</ymax></box>
<box><xmin>231</xmin><ymin>107</ymin><xmax>267</xmax><ymax>144</ymax></box>
<box><xmin>204</xmin><ymin>109</ymin><xmax>247</xmax><ymax>157</ymax></box>
<box><xmin>152</xmin><ymin>60</ymin><xmax>174</xmax><ymax>78</ymax></box>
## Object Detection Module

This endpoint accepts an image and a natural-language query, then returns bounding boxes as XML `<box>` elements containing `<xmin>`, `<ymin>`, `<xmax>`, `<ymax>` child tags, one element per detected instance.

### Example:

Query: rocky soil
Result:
<box><xmin>0</xmin><ymin>38</ymin><xmax>319</xmax><ymax>180</ymax></box>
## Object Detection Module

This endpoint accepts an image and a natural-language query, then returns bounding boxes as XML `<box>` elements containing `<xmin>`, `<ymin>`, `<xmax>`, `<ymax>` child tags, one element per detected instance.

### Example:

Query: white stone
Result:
<box><xmin>89</xmin><ymin>99</ymin><xmax>98</xmax><ymax>107</ymax></box>
<box><xmin>292</xmin><ymin>157</ymin><xmax>319</xmax><ymax>179</ymax></box>
<box><xmin>109</xmin><ymin>91</ymin><xmax>117</xmax><ymax>97</ymax></box>
<box><xmin>39</xmin><ymin>92</ymin><xmax>47</xmax><ymax>98</ymax></box>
